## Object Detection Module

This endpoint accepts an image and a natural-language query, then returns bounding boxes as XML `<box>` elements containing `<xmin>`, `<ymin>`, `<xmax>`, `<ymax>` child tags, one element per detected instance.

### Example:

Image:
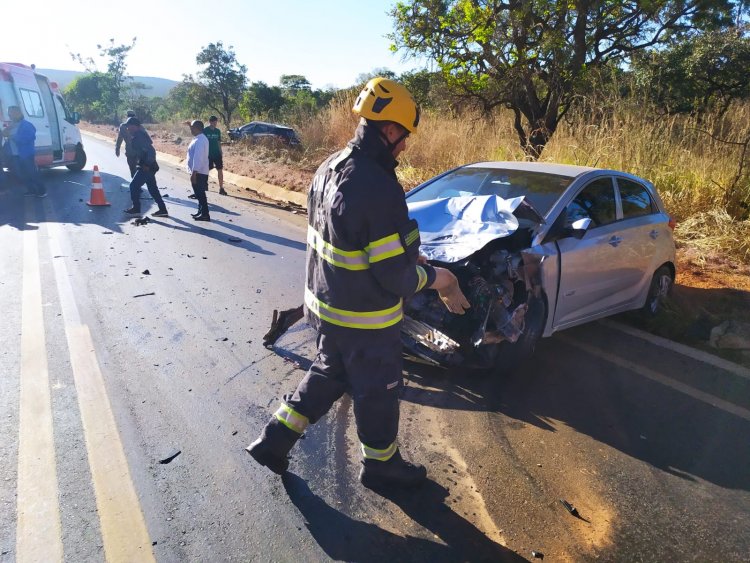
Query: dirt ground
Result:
<box><xmin>80</xmin><ymin>122</ymin><xmax>750</xmax><ymax>366</ymax></box>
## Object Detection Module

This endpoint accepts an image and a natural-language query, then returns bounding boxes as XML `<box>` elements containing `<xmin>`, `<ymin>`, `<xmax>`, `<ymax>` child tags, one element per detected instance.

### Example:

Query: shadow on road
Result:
<box><xmin>1</xmin><ymin>170</ymin><xmax>306</xmax><ymax>257</ymax></box>
<box><xmin>483</xmin><ymin>333</ymin><xmax>750</xmax><ymax>492</ymax></box>
<box><xmin>282</xmin><ymin>472</ymin><xmax>523</xmax><ymax>562</ymax></box>
<box><xmin>256</xmin><ymin>295</ymin><xmax>750</xmax><ymax>493</ymax></box>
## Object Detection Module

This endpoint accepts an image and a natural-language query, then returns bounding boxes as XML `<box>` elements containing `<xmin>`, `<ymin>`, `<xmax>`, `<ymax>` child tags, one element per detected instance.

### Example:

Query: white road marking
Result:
<box><xmin>45</xmin><ymin>213</ymin><xmax>155</xmax><ymax>562</ymax></box>
<box><xmin>558</xmin><ymin>333</ymin><xmax>750</xmax><ymax>422</ymax></box>
<box><xmin>600</xmin><ymin>319</ymin><xmax>750</xmax><ymax>381</ymax></box>
<box><xmin>16</xmin><ymin>214</ymin><xmax>64</xmax><ymax>562</ymax></box>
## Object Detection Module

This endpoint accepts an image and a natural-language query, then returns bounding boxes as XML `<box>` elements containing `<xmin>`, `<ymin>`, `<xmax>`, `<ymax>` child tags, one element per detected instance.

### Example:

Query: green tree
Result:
<box><xmin>195</xmin><ymin>42</ymin><xmax>248</xmax><ymax>125</ymax></box>
<box><xmin>391</xmin><ymin>0</ymin><xmax>734</xmax><ymax>157</ymax></box>
<box><xmin>398</xmin><ymin>69</ymin><xmax>450</xmax><ymax>110</ymax></box>
<box><xmin>239</xmin><ymin>81</ymin><xmax>285</xmax><ymax>121</ymax></box>
<box><xmin>355</xmin><ymin>68</ymin><xmax>397</xmax><ymax>85</ymax></box>
<box><xmin>279</xmin><ymin>74</ymin><xmax>312</xmax><ymax>95</ymax></box>
<box><xmin>63</xmin><ymin>72</ymin><xmax>108</xmax><ymax>122</ymax></box>
<box><xmin>71</xmin><ymin>38</ymin><xmax>137</xmax><ymax>124</ymax></box>
<box><xmin>633</xmin><ymin>26</ymin><xmax>750</xmax><ymax>116</ymax></box>
<box><xmin>160</xmin><ymin>79</ymin><xmax>209</xmax><ymax>121</ymax></box>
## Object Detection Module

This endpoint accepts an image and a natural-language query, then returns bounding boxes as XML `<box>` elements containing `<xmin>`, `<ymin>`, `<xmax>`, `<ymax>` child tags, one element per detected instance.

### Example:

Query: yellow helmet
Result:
<box><xmin>352</xmin><ymin>77</ymin><xmax>420</xmax><ymax>133</ymax></box>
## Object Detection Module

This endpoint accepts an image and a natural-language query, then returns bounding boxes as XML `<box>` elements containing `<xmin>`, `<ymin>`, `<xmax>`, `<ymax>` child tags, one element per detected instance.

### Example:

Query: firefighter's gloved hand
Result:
<box><xmin>431</xmin><ymin>267</ymin><xmax>470</xmax><ymax>314</ymax></box>
<box><xmin>115</xmin><ymin>148</ymin><xmax>120</xmax><ymax>157</ymax></box>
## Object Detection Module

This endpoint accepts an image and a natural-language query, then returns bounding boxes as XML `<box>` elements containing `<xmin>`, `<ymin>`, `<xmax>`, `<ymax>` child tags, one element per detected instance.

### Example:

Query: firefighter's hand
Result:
<box><xmin>431</xmin><ymin>267</ymin><xmax>470</xmax><ymax>314</ymax></box>
<box><xmin>115</xmin><ymin>148</ymin><xmax>120</xmax><ymax>157</ymax></box>
<box><xmin>417</xmin><ymin>254</ymin><xmax>428</xmax><ymax>265</ymax></box>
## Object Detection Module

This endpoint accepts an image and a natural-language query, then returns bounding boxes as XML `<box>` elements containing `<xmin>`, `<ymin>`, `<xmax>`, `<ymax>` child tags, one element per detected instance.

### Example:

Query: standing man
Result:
<box><xmin>204</xmin><ymin>115</ymin><xmax>227</xmax><ymax>195</ymax></box>
<box><xmin>246</xmin><ymin>77</ymin><xmax>470</xmax><ymax>489</ymax></box>
<box><xmin>2</xmin><ymin>106</ymin><xmax>46</xmax><ymax>197</ymax></box>
<box><xmin>116</xmin><ymin>109</ymin><xmax>139</xmax><ymax>177</ymax></box>
<box><xmin>123</xmin><ymin>117</ymin><xmax>168</xmax><ymax>217</ymax></box>
<box><xmin>186</xmin><ymin>120</ymin><xmax>211</xmax><ymax>221</ymax></box>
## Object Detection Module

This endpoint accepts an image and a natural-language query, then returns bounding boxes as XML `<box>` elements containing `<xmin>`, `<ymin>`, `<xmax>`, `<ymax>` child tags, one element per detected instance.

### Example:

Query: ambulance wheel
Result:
<box><xmin>67</xmin><ymin>145</ymin><xmax>87</xmax><ymax>171</ymax></box>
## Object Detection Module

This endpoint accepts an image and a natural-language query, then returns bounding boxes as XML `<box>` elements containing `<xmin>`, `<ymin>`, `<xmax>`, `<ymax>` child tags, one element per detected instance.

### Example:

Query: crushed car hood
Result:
<box><xmin>407</xmin><ymin>195</ymin><xmax>541</xmax><ymax>263</ymax></box>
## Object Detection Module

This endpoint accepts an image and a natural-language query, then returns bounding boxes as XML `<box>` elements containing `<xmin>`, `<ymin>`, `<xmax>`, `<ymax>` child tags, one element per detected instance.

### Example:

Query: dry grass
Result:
<box><xmin>305</xmin><ymin>95</ymin><xmax>750</xmax><ymax>264</ymax></box>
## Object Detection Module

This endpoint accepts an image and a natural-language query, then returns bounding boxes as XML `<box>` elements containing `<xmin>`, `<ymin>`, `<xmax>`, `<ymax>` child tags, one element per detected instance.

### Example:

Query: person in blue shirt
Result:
<box><xmin>2</xmin><ymin>106</ymin><xmax>46</xmax><ymax>197</ymax></box>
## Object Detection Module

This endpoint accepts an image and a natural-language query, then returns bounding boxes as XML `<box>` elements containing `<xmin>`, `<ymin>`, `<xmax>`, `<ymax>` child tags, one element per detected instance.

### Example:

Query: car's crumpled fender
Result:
<box><xmin>407</xmin><ymin>195</ymin><xmax>539</xmax><ymax>263</ymax></box>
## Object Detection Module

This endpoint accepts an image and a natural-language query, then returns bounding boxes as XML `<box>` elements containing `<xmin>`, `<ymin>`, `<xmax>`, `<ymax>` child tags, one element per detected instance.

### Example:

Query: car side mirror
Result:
<box><xmin>568</xmin><ymin>217</ymin><xmax>592</xmax><ymax>239</ymax></box>
<box><xmin>71</xmin><ymin>111</ymin><xmax>80</xmax><ymax>124</ymax></box>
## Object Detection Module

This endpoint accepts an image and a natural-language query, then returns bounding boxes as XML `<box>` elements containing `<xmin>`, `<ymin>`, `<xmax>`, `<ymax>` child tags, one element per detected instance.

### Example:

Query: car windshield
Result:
<box><xmin>406</xmin><ymin>167</ymin><xmax>575</xmax><ymax>217</ymax></box>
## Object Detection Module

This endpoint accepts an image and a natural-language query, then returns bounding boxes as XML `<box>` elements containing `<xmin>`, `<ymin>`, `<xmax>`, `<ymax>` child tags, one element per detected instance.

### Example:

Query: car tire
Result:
<box><xmin>66</xmin><ymin>145</ymin><xmax>87</xmax><ymax>171</ymax></box>
<box><xmin>490</xmin><ymin>294</ymin><xmax>546</xmax><ymax>376</ymax></box>
<box><xmin>641</xmin><ymin>265</ymin><xmax>674</xmax><ymax>317</ymax></box>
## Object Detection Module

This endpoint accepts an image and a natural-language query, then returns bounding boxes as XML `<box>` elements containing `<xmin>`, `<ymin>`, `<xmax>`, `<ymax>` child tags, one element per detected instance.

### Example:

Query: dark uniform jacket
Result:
<box><xmin>130</xmin><ymin>128</ymin><xmax>159</xmax><ymax>172</ymax></box>
<box><xmin>116</xmin><ymin>123</ymin><xmax>133</xmax><ymax>155</ymax></box>
<box><xmin>304</xmin><ymin>122</ymin><xmax>435</xmax><ymax>334</ymax></box>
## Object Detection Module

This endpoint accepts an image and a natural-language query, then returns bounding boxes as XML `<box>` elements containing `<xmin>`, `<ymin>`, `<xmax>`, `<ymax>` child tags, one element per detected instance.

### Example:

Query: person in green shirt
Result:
<box><xmin>205</xmin><ymin>115</ymin><xmax>227</xmax><ymax>195</ymax></box>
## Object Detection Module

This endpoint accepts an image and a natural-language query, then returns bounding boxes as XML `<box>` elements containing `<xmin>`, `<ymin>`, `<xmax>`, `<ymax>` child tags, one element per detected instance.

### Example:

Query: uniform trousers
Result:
<box><xmin>285</xmin><ymin>325</ymin><xmax>403</xmax><ymax>451</ymax></box>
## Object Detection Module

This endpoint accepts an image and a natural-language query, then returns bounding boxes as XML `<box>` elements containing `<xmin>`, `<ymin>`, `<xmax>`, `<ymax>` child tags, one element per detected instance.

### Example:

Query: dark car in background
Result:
<box><xmin>227</xmin><ymin>121</ymin><xmax>301</xmax><ymax>146</ymax></box>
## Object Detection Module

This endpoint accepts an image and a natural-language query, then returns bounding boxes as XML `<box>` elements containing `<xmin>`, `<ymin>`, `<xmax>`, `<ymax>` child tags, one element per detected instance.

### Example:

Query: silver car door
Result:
<box><xmin>553</xmin><ymin>177</ymin><xmax>635</xmax><ymax>328</ymax></box>
<box><xmin>614</xmin><ymin>177</ymin><xmax>670</xmax><ymax>304</ymax></box>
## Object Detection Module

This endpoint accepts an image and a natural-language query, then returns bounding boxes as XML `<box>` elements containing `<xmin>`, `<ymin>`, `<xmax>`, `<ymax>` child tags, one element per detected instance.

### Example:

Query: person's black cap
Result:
<box><xmin>190</xmin><ymin>119</ymin><xmax>204</xmax><ymax>130</ymax></box>
<box><xmin>125</xmin><ymin>116</ymin><xmax>141</xmax><ymax>127</ymax></box>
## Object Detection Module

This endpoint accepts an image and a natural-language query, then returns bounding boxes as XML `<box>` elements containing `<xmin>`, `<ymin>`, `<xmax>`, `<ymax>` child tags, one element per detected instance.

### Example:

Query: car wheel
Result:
<box><xmin>641</xmin><ymin>265</ymin><xmax>674</xmax><ymax>317</ymax></box>
<box><xmin>66</xmin><ymin>145</ymin><xmax>86</xmax><ymax>171</ymax></box>
<box><xmin>490</xmin><ymin>294</ymin><xmax>546</xmax><ymax>375</ymax></box>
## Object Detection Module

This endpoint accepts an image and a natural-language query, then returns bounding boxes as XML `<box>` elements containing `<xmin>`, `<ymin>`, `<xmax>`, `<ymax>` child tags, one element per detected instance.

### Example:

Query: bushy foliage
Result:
<box><xmin>632</xmin><ymin>26</ymin><xmax>750</xmax><ymax>116</ymax></box>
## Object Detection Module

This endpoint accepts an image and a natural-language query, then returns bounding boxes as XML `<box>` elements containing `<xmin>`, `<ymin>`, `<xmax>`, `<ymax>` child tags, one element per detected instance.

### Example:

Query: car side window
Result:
<box><xmin>565</xmin><ymin>177</ymin><xmax>617</xmax><ymax>228</ymax></box>
<box><xmin>618</xmin><ymin>178</ymin><xmax>656</xmax><ymax>219</ymax></box>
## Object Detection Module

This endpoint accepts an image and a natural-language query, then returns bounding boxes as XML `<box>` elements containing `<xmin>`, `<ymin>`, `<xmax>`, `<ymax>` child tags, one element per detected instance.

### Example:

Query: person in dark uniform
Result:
<box><xmin>122</xmin><ymin>117</ymin><xmax>168</xmax><ymax>217</ymax></box>
<box><xmin>115</xmin><ymin>110</ymin><xmax>138</xmax><ymax>178</ymax></box>
<box><xmin>246</xmin><ymin>77</ymin><xmax>470</xmax><ymax>489</ymax></box>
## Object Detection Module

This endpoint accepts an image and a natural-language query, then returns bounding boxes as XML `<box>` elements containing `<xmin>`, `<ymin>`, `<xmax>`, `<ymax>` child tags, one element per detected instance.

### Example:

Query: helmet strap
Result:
<box><xmin>375</xmin><ymin>123</ymin><xmax>409</xmax><ymax>155</ymax></box>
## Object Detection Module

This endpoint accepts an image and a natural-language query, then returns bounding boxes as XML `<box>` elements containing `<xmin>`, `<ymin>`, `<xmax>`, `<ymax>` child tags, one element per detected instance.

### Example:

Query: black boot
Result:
<box><xmin>246</xmin><ymin>417</ymin><xmax>300</xmax><ymax>475</ymax></box>
<box><xmin>359</xmin><ymin>450</ymin><xmax>427</xmax><ymax>489</ymax></box>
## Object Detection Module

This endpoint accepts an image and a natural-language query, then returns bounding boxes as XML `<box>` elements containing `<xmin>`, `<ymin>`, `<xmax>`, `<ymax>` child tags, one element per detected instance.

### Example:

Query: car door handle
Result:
<box><xmin>608</xmin><ymin>236</ymin><xmax>622</xmax><ymax>247</ymax></box>
<box><xmin>649</xmin><ymin>229</ymin><xmax>659</xmax><ymax>239</ymax></box>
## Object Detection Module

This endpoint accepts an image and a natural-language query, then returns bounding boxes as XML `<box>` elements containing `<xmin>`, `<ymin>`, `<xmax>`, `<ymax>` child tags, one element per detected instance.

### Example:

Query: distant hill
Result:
<box><xmin>36</xmin><ymin>68</ymin><xmax>178</xmax><ymax>98</ymax></box>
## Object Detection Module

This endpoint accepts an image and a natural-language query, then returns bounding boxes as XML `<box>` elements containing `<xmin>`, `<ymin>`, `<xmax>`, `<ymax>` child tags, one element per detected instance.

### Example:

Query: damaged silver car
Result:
<box><xmin>400</xmin><ymin>161</ymin><xmax>676</xmax><ymax>371</ymax></box>
<box><xmin>263</xmin><ymin>162</ymin><xmax>676</xmax><ymax>373</ymax></box>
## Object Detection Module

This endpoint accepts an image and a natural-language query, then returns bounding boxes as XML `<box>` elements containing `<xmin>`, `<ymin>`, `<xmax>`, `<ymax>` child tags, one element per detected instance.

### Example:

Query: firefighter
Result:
<box><xmin>246</xmin><ymin>77</ymin><xmax>470</xmax><ymax>489</ymax></box>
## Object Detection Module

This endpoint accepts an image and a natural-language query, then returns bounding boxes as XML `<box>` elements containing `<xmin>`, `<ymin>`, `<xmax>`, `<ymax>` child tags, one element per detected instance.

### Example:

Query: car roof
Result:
<box><xmin>241</xmin><ymin>121</ymin><xmax>294</xmax><ymax>130</ymax></box>
<box><xmin>466</xmin><ymin>161</ymin><xmax>598</xmax><ymax>178</ymax></box>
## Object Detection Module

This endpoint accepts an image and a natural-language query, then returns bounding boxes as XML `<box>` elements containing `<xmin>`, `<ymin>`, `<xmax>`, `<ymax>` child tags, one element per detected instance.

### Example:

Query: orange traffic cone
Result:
<box><xmin>87</xmin><ymin>165</ymin><xmax>111</xmax><ymax>206</ymax></box>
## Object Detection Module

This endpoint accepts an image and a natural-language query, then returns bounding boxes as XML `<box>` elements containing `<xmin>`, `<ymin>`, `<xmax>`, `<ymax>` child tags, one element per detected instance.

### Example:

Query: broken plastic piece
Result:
<box><xmin>159</xmin><ymin>450</ymin><xmax>181</xmax><ymax>464</ymax></box>
<box><xmin>531</xmin><ymin>551</ymin><xmax>544</xmax><ymax>559</ymax></box>
<box><xmin>262</xmin><ymin>306</ymin><xmax>304</xmax><ymax>348</ymax></box>
<box><xmin>559</xmin><ymin>499</ymin><xmax>579</xmax><ymax>517</ymax></box>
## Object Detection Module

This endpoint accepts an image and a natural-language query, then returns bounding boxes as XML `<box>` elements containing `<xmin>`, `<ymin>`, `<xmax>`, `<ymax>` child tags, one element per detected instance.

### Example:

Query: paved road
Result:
<box><xmin>1</xmin><ymin>135</ymin><xmax>749</xmax><ymax>561</ymax></box>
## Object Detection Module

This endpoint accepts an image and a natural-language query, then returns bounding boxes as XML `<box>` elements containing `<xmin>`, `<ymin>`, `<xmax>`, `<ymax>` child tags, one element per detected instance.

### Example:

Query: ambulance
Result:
<box><xmin>0</xmin><ymin>62</ymin><xmax>86</xmax><ymax>171</ymax></box>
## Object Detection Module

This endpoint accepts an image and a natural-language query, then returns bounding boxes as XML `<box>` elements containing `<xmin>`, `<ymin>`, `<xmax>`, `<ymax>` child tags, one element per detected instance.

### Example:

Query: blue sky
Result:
<box><xmin>5</xmin><ymin>0</ymin><xmax>425</xmax><ymax>90</ymax></box>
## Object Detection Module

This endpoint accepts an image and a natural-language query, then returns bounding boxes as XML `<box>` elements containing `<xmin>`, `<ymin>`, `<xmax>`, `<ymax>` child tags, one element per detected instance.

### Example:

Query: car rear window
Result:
<box><xmin>406</xmin><ymin>167</ymin><xmax>574</xmax><ymax>216</ymax></box>
<box><xmin>618</xmin><ymin>178</ymin><xmax>656</xmax><ymax>218</ymax></box>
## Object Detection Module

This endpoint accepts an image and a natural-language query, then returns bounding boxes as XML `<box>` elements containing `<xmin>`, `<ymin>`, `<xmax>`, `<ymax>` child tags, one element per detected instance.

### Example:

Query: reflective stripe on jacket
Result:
<box><xmin>304</xmin><ymin>122</ymin><xmax>435</xmax><ymax>332</ymax></box>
